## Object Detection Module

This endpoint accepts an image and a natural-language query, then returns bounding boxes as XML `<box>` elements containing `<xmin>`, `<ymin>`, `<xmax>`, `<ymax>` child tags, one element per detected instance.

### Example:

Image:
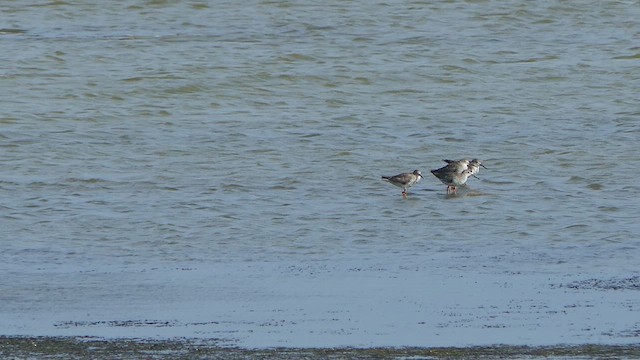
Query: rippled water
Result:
<box><xmin>2</xmin><ymin>0</ymin><xmax>640</xmax><ymax>347</ymax></box>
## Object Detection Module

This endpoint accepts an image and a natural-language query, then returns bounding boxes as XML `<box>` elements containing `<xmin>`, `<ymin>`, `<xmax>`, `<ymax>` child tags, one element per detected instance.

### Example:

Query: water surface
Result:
<box><xmin>1</xmin><ymin>0</ymin><xmax>639</xmax><ymax>347</ymax></box>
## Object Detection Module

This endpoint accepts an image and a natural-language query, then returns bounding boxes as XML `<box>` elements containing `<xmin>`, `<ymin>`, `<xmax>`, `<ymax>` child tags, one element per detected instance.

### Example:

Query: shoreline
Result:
<box><xmin>2</xmin><ymin>337</ymin><xmax>640</xmax><ymax>359</ymax></box>
<box><xmin>4</xmin><ymin>261</ymin><xmax>640</xmax><ymax>348</ymax></box>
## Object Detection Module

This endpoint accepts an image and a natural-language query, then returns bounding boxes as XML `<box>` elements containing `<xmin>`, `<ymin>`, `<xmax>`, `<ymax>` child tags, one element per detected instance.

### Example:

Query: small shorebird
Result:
<box><xmin>382</xmin><ymin>170</ymin><xmax>423</xmax><ymax>198</ymax></box>
<box><xmin>442</xmin><ymin>158</ymin><xmax>487</xmax><ymax>177</ymax></box>
<box><xmin>442</xmin><ymin>158</ymin><xmax>486</xmax><ymax>172</ymax></box>
<box><xmin>431</xmin><ymin>167</ymin><xmax>475</xmax><ymax>194</ymax></box>
<box><xmin>441</xmin><ymin>159</ymin><xmax>470</xmax><ymax>173</ymax></box>
<box><xmin>467</xmin><ymin>159</ymin><xmax>486</xmax><ymax>176</ymax></box>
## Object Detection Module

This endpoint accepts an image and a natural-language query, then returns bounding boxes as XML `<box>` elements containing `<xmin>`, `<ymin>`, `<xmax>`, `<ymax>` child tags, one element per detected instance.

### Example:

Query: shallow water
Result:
<box><xmin>1</xmin><ymin>0</ymin><xmax>640</xmax><ymax>348</ymax></box>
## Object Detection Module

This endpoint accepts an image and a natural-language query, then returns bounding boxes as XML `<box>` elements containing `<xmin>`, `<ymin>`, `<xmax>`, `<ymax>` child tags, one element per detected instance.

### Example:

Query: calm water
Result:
<box><xmin>1</xmin><ymin>0</ymin><xmax>640</xmax><ymax>347</ymax></box>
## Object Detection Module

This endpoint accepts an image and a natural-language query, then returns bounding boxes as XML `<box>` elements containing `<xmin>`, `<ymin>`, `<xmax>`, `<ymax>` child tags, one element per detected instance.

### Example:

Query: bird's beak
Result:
<box><xmin>480</xmin><ymin>164</ymin><xmax>487</xmax><ymax>169</ymax></box>
<box><xmin>472</xmin><ymin>174</ymin><xmax>481</xmax><ymax>180</ymax></box>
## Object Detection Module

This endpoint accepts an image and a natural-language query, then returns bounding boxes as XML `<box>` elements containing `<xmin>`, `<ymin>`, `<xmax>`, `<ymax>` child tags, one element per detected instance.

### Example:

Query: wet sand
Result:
<box><xmin>1</xmin><ymin>336</ymin><xmax>639</xmax><ymax>359</ymax></box>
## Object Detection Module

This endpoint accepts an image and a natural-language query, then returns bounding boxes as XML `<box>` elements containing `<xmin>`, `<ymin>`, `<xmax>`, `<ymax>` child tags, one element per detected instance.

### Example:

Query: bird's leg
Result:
<box><xmin>402</xmin><ymin>190</ymin><xmax>407</xmax><ymax>199</ymax></box>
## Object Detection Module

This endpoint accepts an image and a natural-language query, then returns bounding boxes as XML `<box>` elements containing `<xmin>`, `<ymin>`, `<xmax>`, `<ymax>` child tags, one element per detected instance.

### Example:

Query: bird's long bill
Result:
<box><xmin>480</xmin><ymin>163</ymin><xmax>487</xmax><ymax>169</ymax></box>
<box><xmin>472</xmin><ymin>174</ymin><xmax>481</xmax><ymax>180</ymax></box>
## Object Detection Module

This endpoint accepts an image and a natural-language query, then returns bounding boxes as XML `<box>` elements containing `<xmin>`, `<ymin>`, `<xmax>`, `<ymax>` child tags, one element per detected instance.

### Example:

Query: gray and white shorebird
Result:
<box><xmin>466</xmin><ymin>159</ymin><xmax>486</xmax><ymax>176</ymax></box>
<box><xmin>430</xmin><ymin>167</ymin><xmax>475</xmax><ymax>194</ymax></box>
<box><xmin>441</xmin><ymin>158</ymin><xmax>470</xmax><ymax>173</ymax></box>
<box><xmin>381</xmin><ymin>170</ymin><xmax>423</xmax><ymax>198</ymax></box>
<box><xmin>442</xmin><ymin>158</ymin><xmax>487</xmax><ymax>175</ymax></box>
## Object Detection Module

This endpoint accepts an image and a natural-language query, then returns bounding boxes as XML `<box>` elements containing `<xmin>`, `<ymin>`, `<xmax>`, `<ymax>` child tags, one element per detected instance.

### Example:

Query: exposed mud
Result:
<box><xmin>1</xmin><ymin>336</ymin><xmax>639</xmax><ymax>359</ymax></box>
<box><xmin>555</xmin><ymin>276</ymin><xmax>640</xmax><ymax>291</ymax></box>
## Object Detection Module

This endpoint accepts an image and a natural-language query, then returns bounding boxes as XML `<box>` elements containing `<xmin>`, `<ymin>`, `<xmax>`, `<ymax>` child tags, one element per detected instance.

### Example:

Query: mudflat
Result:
<box><xmin>2</xmin><ymin>337</ymin><xmax>640</xmax><ymax>359</ymax></box>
